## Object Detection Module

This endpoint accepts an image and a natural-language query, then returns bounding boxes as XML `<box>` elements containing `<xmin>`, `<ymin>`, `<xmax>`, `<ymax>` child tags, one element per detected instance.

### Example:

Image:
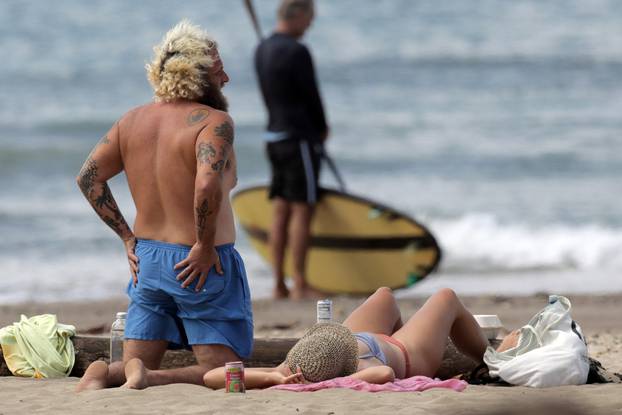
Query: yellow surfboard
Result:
<box><xmin>232</xmin><ymin>186</ymin><xmax>441</xmax><ymax>295</ymax></box>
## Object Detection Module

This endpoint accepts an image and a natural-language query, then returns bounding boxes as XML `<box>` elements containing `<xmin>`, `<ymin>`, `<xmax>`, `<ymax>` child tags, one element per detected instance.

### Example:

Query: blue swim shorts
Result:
<box><xmin>125</xmin><ymin>239</ymin><xmax>254</xmax><ymax>359</ymax></box>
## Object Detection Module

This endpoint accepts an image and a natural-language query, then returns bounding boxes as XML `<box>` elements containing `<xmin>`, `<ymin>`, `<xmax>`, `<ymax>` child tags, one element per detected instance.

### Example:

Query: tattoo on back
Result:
<box><xmin>187</xmin><ymin>108</ymin><xmax>210</xmax><ymax>126</ymax></box>
<box><xmin>214</xmin><ymin>121</ymin><xmax>234</xmax><ymax>145</ymax></box>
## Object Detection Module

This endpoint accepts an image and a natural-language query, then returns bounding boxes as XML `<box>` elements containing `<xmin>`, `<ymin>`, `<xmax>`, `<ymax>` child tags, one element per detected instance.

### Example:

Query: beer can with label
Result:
<box><xmin>225</xmin><ymin>361</ymin><xmax>245</xmax><ymax>393</ymax></box>
<box><xmin>316</xmin><ymin>299</ymin><xmax>333</xmax><ymax>323</ymax></box>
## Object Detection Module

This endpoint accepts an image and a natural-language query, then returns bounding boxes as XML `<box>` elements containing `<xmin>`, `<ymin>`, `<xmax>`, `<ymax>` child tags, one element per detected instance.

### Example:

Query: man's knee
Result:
<box><xmin>193</xmin><ymin>344</ymin><xmax>239</xmax><ymax>369</ymax></box>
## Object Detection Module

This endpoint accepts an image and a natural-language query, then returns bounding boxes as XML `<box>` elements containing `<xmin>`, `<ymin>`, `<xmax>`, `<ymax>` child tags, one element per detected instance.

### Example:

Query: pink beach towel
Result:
<box><xmin>269</xmin><ymin>376</ymin><xmax>467</xmax><ymax>392</ymax></box>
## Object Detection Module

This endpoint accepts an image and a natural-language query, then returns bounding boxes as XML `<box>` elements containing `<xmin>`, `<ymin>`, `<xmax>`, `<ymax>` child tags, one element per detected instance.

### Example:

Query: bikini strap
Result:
<box><xmin>378</xmin><ymin>334</ymin><xmax>411</xmax><ymax>378</ymax></box>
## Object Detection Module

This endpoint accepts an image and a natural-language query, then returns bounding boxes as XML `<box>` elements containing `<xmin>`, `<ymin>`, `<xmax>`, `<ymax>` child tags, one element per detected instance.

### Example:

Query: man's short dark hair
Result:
<box><xmin>278</xmin><ymin>0</ymin><xmax>314</xmax><ymax>20</ymax></box>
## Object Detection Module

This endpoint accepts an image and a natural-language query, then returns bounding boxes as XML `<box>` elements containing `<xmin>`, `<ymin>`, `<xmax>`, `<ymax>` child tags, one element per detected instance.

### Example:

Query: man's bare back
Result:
<box><xmin>119</xmin><ymin>101</ymin><xmax>236</xmax><ymax>246</ymax></box>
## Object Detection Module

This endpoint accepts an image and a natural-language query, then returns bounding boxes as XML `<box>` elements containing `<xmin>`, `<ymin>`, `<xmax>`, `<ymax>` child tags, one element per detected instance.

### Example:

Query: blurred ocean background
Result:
<box><xmin>1</xmin><ymin>0</ymin><xmax>622</xmax><ymax>303</ymax></box>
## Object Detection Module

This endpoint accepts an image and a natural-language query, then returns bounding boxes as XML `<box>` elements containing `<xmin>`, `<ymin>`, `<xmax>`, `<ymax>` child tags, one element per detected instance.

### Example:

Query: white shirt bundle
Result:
<box><xmin>483</xmin><ymin>295</ymin><xmax>590</xmax><ymax>387</ymax></box>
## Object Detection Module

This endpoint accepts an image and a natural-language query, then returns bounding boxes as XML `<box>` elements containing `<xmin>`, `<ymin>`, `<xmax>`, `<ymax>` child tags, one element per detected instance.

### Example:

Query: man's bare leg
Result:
<box><xmin>289</xmin><ymin>202</ymin><xmax>324</xmax><ymax>299</ymax></box>
<box><xmin>123</xmin><ymin>344</ymin><xmax>239</xmax><ymax>389</ymax></box>
<box><xmin>76</xmin><ymin>339</ymin><xmax>167</xmax><ymax>392</ymax></box>
<box><xmin>269</xmin><ymin>197</ymin><xmax>291</xmax><ymax>299</ymax></box>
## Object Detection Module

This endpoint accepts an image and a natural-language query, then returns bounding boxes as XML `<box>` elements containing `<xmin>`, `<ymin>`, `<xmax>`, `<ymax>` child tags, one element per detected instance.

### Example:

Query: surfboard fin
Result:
<box><xmin>406</xmin><ymin>273</ymin><xmax>420</xmax><ymax>287</ymax></box>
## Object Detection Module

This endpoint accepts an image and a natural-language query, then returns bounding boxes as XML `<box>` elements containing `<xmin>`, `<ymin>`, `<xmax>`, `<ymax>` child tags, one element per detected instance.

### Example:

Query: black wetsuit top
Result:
<box><xmin>254</xmin><ymin>32</ymin><xmax>328</xmax><ymax>143</ymax></box>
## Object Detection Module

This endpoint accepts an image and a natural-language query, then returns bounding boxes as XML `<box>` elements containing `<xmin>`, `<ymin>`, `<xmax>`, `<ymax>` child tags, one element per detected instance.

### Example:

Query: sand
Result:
<box><xmin>1</xmin><ymin>293</ymin><xmax>621</xmax><ymax>414</ymax></box>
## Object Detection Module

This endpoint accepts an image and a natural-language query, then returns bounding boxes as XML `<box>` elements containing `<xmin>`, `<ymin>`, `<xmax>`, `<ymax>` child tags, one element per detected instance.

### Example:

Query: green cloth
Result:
<box><xmin>0</xmin><ymin>314</ymin><xmax>76</xmax><ymax>378</ymax></box>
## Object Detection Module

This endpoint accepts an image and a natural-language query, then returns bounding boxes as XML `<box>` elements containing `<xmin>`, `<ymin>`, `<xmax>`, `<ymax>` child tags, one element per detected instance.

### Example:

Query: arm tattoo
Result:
<box><xmin>187</xmin><ymin>108</ymin><xmax>210</xmax><ymax>126</ymax></box>
<box><xmin>196</xmin><ymin>141</ymin><xmax>226</xmax><ymax>173</ymax></box>
<box><xmin>78</xmin><ymin>157</ymin><xmax>98</xmax><ymax>198</ymax></box>
<box><xmin>214</xmin><ymin>121</ymin><xmax>234</xmax><ymax>145</ymax></box>
<box><xmin>195</xmin><ymin>199</ymin><xmax>214</xmax><ymax>239</ymax></box>
<box><xmin>197</xmin><ymin>143</ymin><xmax>217</xmax><ymax>164</ymax></box>
<box><xmin>78</xmin><ymin>155</ymin><xmax>131</xmax><ymax>239</ymax></box>
<box><xmin>211</xmin><ymin>160</ymin><xmax>224</xmax><ymax>172</ymax></box>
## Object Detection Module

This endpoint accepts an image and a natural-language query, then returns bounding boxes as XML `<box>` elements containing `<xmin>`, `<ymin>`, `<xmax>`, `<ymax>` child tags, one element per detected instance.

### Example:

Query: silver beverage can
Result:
<box><xmin>317</xmin><ymin>299</ymin><xmax>333</xmax><ymax>323</ymax></box>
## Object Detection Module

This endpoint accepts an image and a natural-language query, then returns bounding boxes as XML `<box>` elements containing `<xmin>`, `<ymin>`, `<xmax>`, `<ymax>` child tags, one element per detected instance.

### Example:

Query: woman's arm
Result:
<box><xmin>203</xmin><ymin>364</ymin><xmax>303</xmax><ymax>389</ymax></box>
<box><xmin>348</xmin><ymin>365</ymin><xmax>395</xmax><ymax>384</ymax></box>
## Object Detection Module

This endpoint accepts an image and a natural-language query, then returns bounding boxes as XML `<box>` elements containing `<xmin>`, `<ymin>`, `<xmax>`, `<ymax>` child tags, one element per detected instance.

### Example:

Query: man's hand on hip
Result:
<box><xmin>174</xmin><ymin>243</ymin><xmax>224</xmax><ymax>291</ymax></box>
<box><xmin>123</xmin><ymin>237</ymin><xmax>139</xmax><ymax>286</ymax></box>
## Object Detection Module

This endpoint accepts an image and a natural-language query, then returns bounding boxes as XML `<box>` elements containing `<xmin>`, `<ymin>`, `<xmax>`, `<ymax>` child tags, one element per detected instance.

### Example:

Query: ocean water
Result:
<box><xmin>1</xmin><ymin>0</ymin><xmax>622</xmax><ymax>303</ymax></box>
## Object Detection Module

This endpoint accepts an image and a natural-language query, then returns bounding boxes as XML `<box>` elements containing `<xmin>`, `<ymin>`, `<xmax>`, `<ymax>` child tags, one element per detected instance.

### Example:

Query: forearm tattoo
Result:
<box><xmin>78</xmin><ymin>136</ymin><xmax>132</xmax><ymax>239</ymax></box>
<box><xmin>195</xmin><ymin>199</ymin><xmax>214</xmax><ymax>240</ymax></box>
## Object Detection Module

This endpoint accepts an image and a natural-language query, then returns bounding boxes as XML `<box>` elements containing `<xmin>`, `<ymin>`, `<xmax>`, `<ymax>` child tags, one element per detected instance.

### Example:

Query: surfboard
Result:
<box><xmin>232</xmin><ymin>186</ymin><xmax>442</xmax><ymax>295</ymax></box>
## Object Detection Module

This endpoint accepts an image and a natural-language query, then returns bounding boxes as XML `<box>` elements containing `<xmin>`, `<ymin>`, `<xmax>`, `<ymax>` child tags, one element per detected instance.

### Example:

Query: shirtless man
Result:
<box><xmin>75</xmin><ymin>20</ymin><xmax>253</xmax><ymax>391</ymax></box>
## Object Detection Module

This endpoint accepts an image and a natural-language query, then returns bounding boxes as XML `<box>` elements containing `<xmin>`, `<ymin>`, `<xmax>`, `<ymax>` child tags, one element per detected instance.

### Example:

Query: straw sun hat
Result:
<box><xmin>285</xmin><ymin>323</ymin><xmax>359</xmax><ymax>382</ymax></box>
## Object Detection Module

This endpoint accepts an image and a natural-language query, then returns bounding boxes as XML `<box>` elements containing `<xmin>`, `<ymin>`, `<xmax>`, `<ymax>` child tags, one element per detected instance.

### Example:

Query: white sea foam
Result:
<box><xmin>429</xmin><ymin>214</ymin><xmax>622</xmax><ymax>271</ymax></box>
<box><xmin>1</xmin><ymin>212</ymin><xmax>620</xmax><ymax>304</ymax></box>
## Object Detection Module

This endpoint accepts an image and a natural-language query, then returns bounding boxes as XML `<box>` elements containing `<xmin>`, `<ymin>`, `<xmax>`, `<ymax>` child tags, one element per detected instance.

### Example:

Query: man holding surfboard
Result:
<box><xmin>254</xmin><ymin>0</ymin><xmax>329</xmax><ymax>299</ymax></box>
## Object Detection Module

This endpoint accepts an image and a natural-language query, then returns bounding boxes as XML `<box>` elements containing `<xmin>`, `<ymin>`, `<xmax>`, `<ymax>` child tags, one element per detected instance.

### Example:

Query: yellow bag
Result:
<box><xmin>0</xmin><ymin>314</ymin><xmax>76</xmax><ymax>378</ymax></box>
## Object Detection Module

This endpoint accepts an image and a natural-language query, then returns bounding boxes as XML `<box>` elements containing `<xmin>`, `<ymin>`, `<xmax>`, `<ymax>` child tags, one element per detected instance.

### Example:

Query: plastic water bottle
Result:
<box><xmin>110</xmin><ymin>312</ymin><xmax>127</xmax><ymax>364</ymax></box>
<box><xmin>316</xmin><ymin>299</ymin><xmax>332</xmax><ymax>323</ymax></box>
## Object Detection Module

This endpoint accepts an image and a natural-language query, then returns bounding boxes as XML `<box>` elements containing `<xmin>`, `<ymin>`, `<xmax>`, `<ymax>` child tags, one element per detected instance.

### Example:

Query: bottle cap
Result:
<box><xmin>116</xmin><ymin>312</ymin><xmax>128</xmax><ymax>319</ymax></box>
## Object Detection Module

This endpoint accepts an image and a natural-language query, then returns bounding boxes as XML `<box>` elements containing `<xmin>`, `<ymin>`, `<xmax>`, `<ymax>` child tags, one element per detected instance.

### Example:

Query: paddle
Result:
<box><xmin>243</xmin><ymin>0</ymin><xmax>264</xmax><ymax>41</ymax></box>
<box><xmin>320</xmin><ymin>148</ymin><xmax>347</xmax><ymax>192</ymax></box>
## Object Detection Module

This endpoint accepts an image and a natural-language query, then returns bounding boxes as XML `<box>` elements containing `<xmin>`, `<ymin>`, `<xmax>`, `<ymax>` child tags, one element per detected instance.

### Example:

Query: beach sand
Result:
<box><xmin>1</xmin><ymin>293</ymin><xmax>621</xmax><ymax>414</ymax></box>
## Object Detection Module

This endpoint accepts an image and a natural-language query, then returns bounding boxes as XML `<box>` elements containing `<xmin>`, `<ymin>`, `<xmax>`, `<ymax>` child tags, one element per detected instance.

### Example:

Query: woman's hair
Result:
<box><xmin>145</xmin><ymin>20</ymin><xmax>218</xmax><ymax>102</ymax></box>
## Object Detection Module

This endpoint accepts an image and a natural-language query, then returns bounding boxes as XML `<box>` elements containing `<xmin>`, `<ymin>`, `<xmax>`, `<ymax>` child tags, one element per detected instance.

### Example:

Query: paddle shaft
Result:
<box><xmin>321</xmin><ymin>149</ymin><xmax>347</xmax><ymax>192</ymax></box>
<box><xmin>243</xmin><ymin>0</ymin><xmax>264</xmax><ymax>41</ymax></box>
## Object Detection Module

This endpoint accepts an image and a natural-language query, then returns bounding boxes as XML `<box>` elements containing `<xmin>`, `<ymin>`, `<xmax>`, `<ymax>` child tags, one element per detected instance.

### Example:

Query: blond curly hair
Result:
<box><xmin>146</xmin><ymin>20</ymin><xmax>218</xmax><ymax>102</ymax></box>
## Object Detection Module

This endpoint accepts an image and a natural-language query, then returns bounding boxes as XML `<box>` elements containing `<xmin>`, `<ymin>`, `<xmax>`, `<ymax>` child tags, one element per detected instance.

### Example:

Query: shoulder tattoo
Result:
<box><xmin>187</xmin><ymin>108</ymin><xmax>210</xmax><ymax>126</ymax></box>
<box><xmin>214</xmin><ymin>121</ymin><xmax>234</xmax><ymax>145</ymax></box>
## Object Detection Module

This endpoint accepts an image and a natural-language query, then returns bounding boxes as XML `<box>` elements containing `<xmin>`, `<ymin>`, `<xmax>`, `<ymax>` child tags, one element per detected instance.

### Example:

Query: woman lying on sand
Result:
<box><xmin>204</xmin><ymin>287</ymin><xmax>518</xmax><ymax>388</ymax></box>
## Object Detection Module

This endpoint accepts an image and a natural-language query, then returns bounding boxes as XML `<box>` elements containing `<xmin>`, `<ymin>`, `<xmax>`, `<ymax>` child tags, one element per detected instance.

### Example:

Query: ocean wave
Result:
<box><xmin>430</xmin><ymin>214</ymin><xmax>622</xmax><ymax>272</ymax></box>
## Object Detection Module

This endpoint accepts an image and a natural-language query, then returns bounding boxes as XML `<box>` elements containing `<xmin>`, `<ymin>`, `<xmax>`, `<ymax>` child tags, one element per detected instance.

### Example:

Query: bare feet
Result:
<box><xmin>273</xmin><ymin>282</ymin><xmax>290</xmax><ymax>299</ymax></box>
<box><xmin>122</xmin><ymin>358</ymin><xmax>149</xmax><ymax>390</ymax></box>
<box><xmin>291</xmin><ymin>284</ymin><xmax>327</xmax><ymax>301</ymax></box>
<box><xmin>496</xmin><ymin>329</ymin><xmax>521</xmax><ymax>352</ymax></box>
<box><xmin>76</xmin><ymin>360</ymin><xmax>109</xmax><ymax>392</ymax></box>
